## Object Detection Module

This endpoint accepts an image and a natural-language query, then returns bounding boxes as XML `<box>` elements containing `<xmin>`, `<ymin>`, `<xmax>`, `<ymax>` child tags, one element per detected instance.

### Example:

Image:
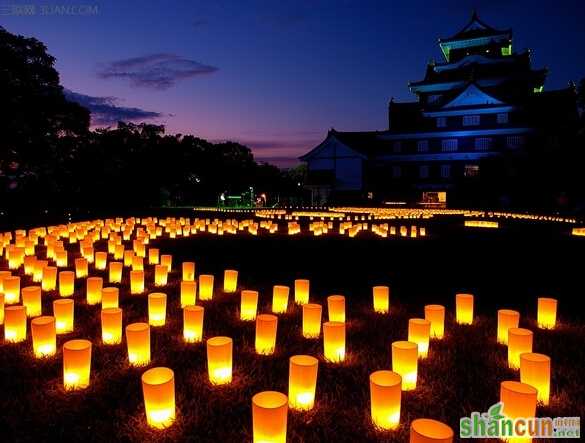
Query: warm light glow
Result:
<box><xmin>497</xmin><ymin>309</ymin><xmax>520</xmax><ymax>345</ymax></box>
<box><xmin>154</xmin><ymin>264</ymin><xmax>168</xmax><ymax>287</ymax></box>
<box><xmin>323</xmin><ymin>321</ymin><xmax>345</xmax><ymax>363</ymax></box>
<box><xmin>252</xmin><ymin>391</ymin><xmax>288</xmax><ymax>443</ymax></box>
<box><xmin>372</xmin><ymin>286</ymin><xmax>389</xmax><ymax>314</ymax></box>
<box><xmin>22</xmin><ymin>286</ymin><xmax>42</xmax><ymax>317</ymax></box>
<box><xmin>241</xmin><ymin>290</ymin><xmax>259</xmax><ymax>321</ymax></box>
<box><xmin>75</xmin><ymin>257</ymin><xmax>89</xmax><ymax>278</ymax></box>
<box><xmin>58</xmin><ymin>271</ymin><xmax>75</xmax><ymax>297</ymax></box>
<box><xmin>183</xmin><ymin>305</ymin><xmax>204</xmax><ymax>343</ymax></box>
<box><xmin>63</xmin><ymin>339</ymin><xmax>92</xmax><ymax>390</ymax></box>
<box><xmin>409</xmin><ymin>418</ymin><xmax>454</xmax><ymax>443</ymax></box>
<box><xmin>148</xmin><ymin>292</ymin><xmax>167</xmax><ymax>326</ymax></box>
<box><xmin>199</xmin><ymin>274</ymin><xmax>214</xmax><ymax>300</ymax></box>
<box><xmin>33</xmin><ymin>260</ymin><xmax>47</xmax><ymax>282</ymax></box>
<box><xmin>327</xmin><ymin>295</ymin><xmax>346</xmax><ymax>322</ymax></box>
<box><xmin>95</xmin><ymin>251</ymin><xmax>107</xmax><ymax>270</ymax></box>
<box><xmin>255</xmin><ymin>314</ymin><xmax>278</xmax><ymax>355</ymax></box>
<box><xmin>223</xmin><ymin>269</ymin><xmax>238</xmax><ymax>293</ymax></box>
<box><xmin>424</xmin><ymin>304</ymin><xmax>445</xmax><ymax>339</ymax></box>
<box><xmin>142</xmin><ymin>367</ymin><xmax>176</xmax><ymax>429</ymax></box>
<box><xmin>391</xmin><ymin>341</ymin><xmax>418</xmax><ymax>391</ymax></box>
<box><xmin>4</xmin><ymin>305</ymin><xmax>27</xmax><ymax>343</ymax></box>
<box><xmin>455</xmin><ymin>293</ymin><xmax>474</xmax><ymax>325</ymax></box>
<box><xmin>160</xmin><ymin>254</ymin><xmax>172</xmax><ymax>272</ymax></box>
<box><xmin>3</xmin><ymin>276</ymin><xmax>20</xmax><ymax>304</ymax></box>
<box><xmin>302</xmin><ymin>303</ymin><xmax>322</xmax><ymax>339</ymax></box>
<box><xmin>370</xmin><ymin>370</ymin><xmax>402</xmax><ymax>430</ymax></box>
<box><xmin>130</xmin><ymin>270</ymin><xmax>145</xmax><ymax>294</ymax></box>
<box><xmin>148</xmin><ymin>248</ymin><xmax>160</xmax><ymax>265</ymax></box>
<box><xmin>86</xmin><ymin>277</ymin><xmax>103</xmax><ymax>305</ymax></box>
<box><xmin>288</xmin><ymin>355</ymin><xmax>318</xmax><ymax>411</ymax></box>
<box><xmin>109</xmin><ymin>261</ymin><xmax>123</xmax><ymax>283</ymax></box>
<box><xmin>180</xmin><ymin>280</ymin><xmax>197</xmax><ymax>307</ymax></box>
<box><xmin>271</xmin><ymin>285</ymin><xmax>289</xmax><ymax>314</ymax></box>
<box><xmin>53</xmin><ymin>299</ymin><xmax>74</xmax><ymax>334</ymax></box>
<box><xmin>0</xmin><ymin>294</ymin><xmax>4</xmax><ymax>325</ymax></box>
<box><xmin>294</xmin><ymin>279</ymin><xmax>310</xmax><ymax>305</ymax></box>
<box><xmin>500</xmin><ymin>381</ymin><xmax>537</xmax><ymax>443</ymax></box>
<box><xmin>520</xmin><ymin>353</ymin><xmax>551</xmax><ymax>405</ymax></box>
<box><xmin>126</xmin><ymin>322</ymin><xmax>151</xmax><ymax>366</ymax></box>
<box><xmin>101</xmin><ymin>308</ymin><xmax>123</xmax><ymax>345</ymax></box>
<box><xmin>101</xmin><ymin>287</ymin><xmax>119</xmax><ymax>309</ymax></box>
<box><xmin>182</xmin><ymin>261</ymin><xmax>195</xmax><ymax>281</ymax></box>
<box><xmin>537</xmin><ymin>297</ymin><xmax>557</xmax><ymax>329</ymax></box>
<box><xmin>408</xmin><ymin>318</ymin><xmax>431</xmax><ymax>358</ymax></box>
<box><xmin>207</xmin><ymin>336</ymin><xmax>233</xmax><ymax>385</ymax></box>
<box><xmin>31</xmin><ymin>316</ymin><xmax>56</xmax><ymax>357</ymax></box>
<box><xmin>42</xmin><ymin>266</ymin><xmax>57</xmax><ymax>291</ymax></box>
<box><xmin>508</xmin><ymin>328</ymin><xmax>533</xmax><ymax>369</ymax></box>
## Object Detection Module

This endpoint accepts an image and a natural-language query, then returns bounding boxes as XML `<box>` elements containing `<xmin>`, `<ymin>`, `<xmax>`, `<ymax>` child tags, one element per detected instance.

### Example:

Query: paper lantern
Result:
<box><xmin>224</xmin><ymin>269</ymin><xmax>238</xmax><ymax>293</ymax></box>
<box><xmin>424</xmin><ymin>304</ymin><xmax>445</xmax><ymax>339</ymax></box>
<box><xmin>3</xmin><ymin>276</ymin><xmax>20</xmax><ymax>304</ymax></box>
<box><xmin>130</xmin><ymin>270</ymin><xmax>144</xmax><ymax>294</ymax></box>
<box><xmin>294</xmin><ymin>279</ymin><xmax>310</xmax><ymax>305</ymax></box>
<box><xmin>520</xmin><ymin>353</ymin><xmax>551</xmax><ymax>405</ymax></box>
<box><xmin>154</xmin><ymin>264</ymin><xmax>168</xmax><ymax>287</ymax></box>
<box><xmin>21</xmin><ymin>286</ymin><xmax>42</xmax><ymax>317</ymax></box>
<box><xmin>182</xmin><ymin>261</ymin><xmax>195</xmax><ymax>281</ymax></box>
<box><xmin>409</xmin><ymin>418</ymin><xmax>454</xmax><ymax>443</ymax></box>
<box><xmin>63</xmin><ymin>339</ymin><xmax>92</xmax><ymax>390</ymax></box>
<box><xmin>101</xmin><ymin>308</ymin><xmax>123</xmax><ymax>345</ymax></box>
<box><xmin>372</xmin><ymin>286</ymin><xmax>390</xmax><ymax>314</ymax></box>
<box><xmin>123</xmin><ymin>250</ymin><xmax>134</xmax><ymax>267</ymax></box>
<box><xmin>148</xmin><ymin>292</ymin><xmax>167</xmax><ymax>327</ymax></box>
<box><xmin>391</xmin><ymin>341</ymin><xmax>418</xmax><ymax>391</ymax></box>
<box><xmin>500</xmin><ymin>381</ymin><xmax>537</xmax><ymax>430</ymax></box>
<box><xmin>408</xmin><ymin>318</ymin><xmax>431</xmax><ymax>359</ymax></box>
<box><xmin>126</xmin><ymin>322</ymin><xmax>151</xmax><ymax>366</ymax></box>
<box><xmin>180</xmin><ymin>280</ymin><xmax>197</xmax><ymax>307</ymax></box>
<box><xmin>288</xmin><ymin>355</ymin><xmax>318</xmax><ymax>411</ymax></box>
<box><xmin>323</xmin><ymin>321</ymin><xmax>345</xmax><ymax>363</ymax></box>
<box><xmin>42</xmin><ymin>266</ymin><xmax>57</xmax><ymax>291</ymax></box>
<box><xmin>183</xmin><ymin>305</ymin><xmax>204</xmax><ymax>343</ymax></box>
<box><xmin>95</xmin><ymin>251</ymin><xmax>107</xmax><ymax>270</ymax></box>
<box><xmin>255</xmin><ymin>314</ymin><xmax>278</xmax><ymax>355</ymax></box>
<box><xmin>59</xmin><ymin>271</ymin><xmax>75</xmax><ymax>297</ymax></box>
<box><xmin>302</xmin><ymin>303</ymin><xmax>322</xmax><ymax>338</ymax></box>
<box><xmin>370</xmin><ymin>370</ymin><xmax>402</xmax><ymax>430</ymax></box>
<box><xmin>31</xmin><ymin>316</ymin><xmax>56</xmax><ymax>357</ymax></box>
<box><xmin>33</xmin><ymin>260</ymin><xmax>48</xmax><ymax>283</ymax></box>
<box><xmin>199</xmin><ymin>274</ymin><xmax>214</xmax><ymax>300</ymax></box>
<box><xmin>0</xmin><ymin>294</ymin><xmax>4</xmax><ymax>325</ymax></box>
<box><xmin>86</xmin><ymin>277</ymin><xmax>103</xmax><ymax>305</ymax></box>
<box><xmin>252</xmin><ymin>391</ymin><xmax>288</xmax><ymax>443</ymax></box>
<box><xmin>148</xmin><ymin>248</ymin><xmax>160</xmax><ymax>265</ymax></box>
<box><xmin>537</xmin><ymin>297</ymin><xmax>557</xmax><ymax>329</ymax></box>
<box><xmin>24</xmin><ymin>255</ymin><xmax>37</xmax><ymax>275</ymax></box>
<box><xmin>508</xmin><ymin>328</ymin><xmax>533</xmax><ymax>369</ymax></box>
<box><xmin>207</xmin><ymin>336</ymin><xmax>233</xmax><ymax>385</ymax></box>
<box><xmin>114</xmin><ymin>244</ymin><xmax>124</xmax><ymax>260</ymax></box>
<box><xmin>55</xmin><ymin>250</ymin><xmax>68</xmax><ymax>268</ymax></box>
<box><xmin>160</xmin><ymin>254</ymin><xmax>172</xmax><ymax>272</ymax></box>
<box><xmin>109</xmin><ymin>261</ymin><xmax>123</xmax><ymax>283</ymax></box>
<box><xmin>53</xmin><ymin>299</ymin><xmax>74</xmax><ymax>334</ymax></box>
<box><xmin>271</xmin><ymin>285</ymin><xmax>289</xmax><ymax>314</ymax></box>
<box><xmin>327</xmin><ymin>295</ymin><xmax>346</xmax><ymax>322</ymax></box>
<box><xmin>455</xmin><ymin>293</ymin><xmax>474</xmax><ymax>325</ymax></box>
<box><xmin>497</xmin><ymin>309</ymin><xmax>520</xmax><ymax>345</ymax></box>
<box><xmin>75</xmin><ymin>257</ymin><xmax>88</xmax><ymax>278</ymax></box>
<box><xmin>101</xmin><ymin>287</ymin><xmax>119</xmax><ymax>309</ymax></box>
<box><xmin>4</xmin><ymin>305</ymin><xmax>27</xmax><ymax>342</ymax></box>
<box><xmin>142</xmin><ymin>367</ymin><xmax>176</xmax><ymax>429</ymax></box>
<box><xmin>241</xmin><ymin>290</ymin><xmax>259</xmax><ymax>321</ymax></box>
<box><xmin>0</xmin><ymin>271</ymin><xmax>11</xmax><ymax>293</ymax></box>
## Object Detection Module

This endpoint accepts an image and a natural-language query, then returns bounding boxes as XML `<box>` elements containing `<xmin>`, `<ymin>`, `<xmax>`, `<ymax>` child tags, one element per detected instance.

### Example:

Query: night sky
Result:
<box><xmin>2</xmin><ymin>0</ymin><xmax>584</xmax><ymax>167</ymax></box>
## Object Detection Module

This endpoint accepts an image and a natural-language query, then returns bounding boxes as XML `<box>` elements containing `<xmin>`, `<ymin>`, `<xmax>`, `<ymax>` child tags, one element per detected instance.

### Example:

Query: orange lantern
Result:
<box><xmin>148</xmin><ymin>292</ymin><xmax>167</xmax><ymax>326</ymax></box>
<box><xmin>455</xmin><ymin>293</ymin><xmax>474</xmax><ymax>325</ymax></box>
<box><xmin>22</xmin><ymin>286</ymin><xmax>42</xmax><ymax>317</ymax></box>
<box><xmin>207</xmin><ymin>336</ymin><xmax>233</xmax><ymax>385</ymax></box>
<box><xmin>109</xmin><ymin>261</ymin><xmax>123</xmax><ymax>283</ymax></box>
<box><xmin>123</xmin><ymin>250</ymin><xmax>134</xmax><ymax>267</ymax></box>
<box><xmin>4</xmin><ymin>305</ymin><xmax>27</xmax><ymax>342</ymax></box>
<box><xmin>180</xmin><ymin>281</ymin><xmax>197</xmax><ymax>307</ymax></box>
<box><xmin>182</xmin><ymin>261</ymin><xmax>195</xmax><ymax>281</ymax></box>
<box><xmin>323</xmin><ymin>321</ymin><xmax>345</xmax><ymax>363</ymax></box>
<box><xmin>327</xmin><ymin>295</ymin><xmax>346</xmax><ymax>322</ymax></box>
<box><xmin>424</xmin><ymin>304</ymin><xmax>445</xmax><ymax>339</ymax></box>
<box><xmin>58</xmin><ymin>271</ymin><xmax>75</xmax><ymax>297</ymax></box>
<box><xmin>75</xmin><ymin>257</ymin><xmax>89</xmax><ymax>278</ymax></box>
<box><xmin>0</xmin><ymin>294</ymin><xmax>4</xmax><ymax>325</ymax></box>
<box><xmin>31</xmin><ymin>316</ymin><xmax>56</xmax><ymax>357</ymax></box>
<box><xmin>499</xmin><ymin>381</ymin><xmax>537</xmax><ymax>438</ymax></box>
<box><xmin>294</xmin><ymin>279</ymin><xmax>310</xmax><ymax>305</ymax></box>
<box><xmin>241</xmin><ymin>290</ymin><xmax>259</xmax><ymax>321</ymax></box>
<box><xmin>24</xmin><ymin>255</ymin><xmax>36</xmax><ymax>275</ymax></box>
<box><xmin>372</xmin><ymin>286</ymin><xmax>390</xmax><ymax>314</ymax></box>
<box><xmin>391</xmin><ymin>341</ymin><xmax>418</xmax><ymax>391</ymax></box>
<box><xmin>370</xmin><ymin>370</ymin><xmax>402</xmax><ymax>430</ymax></box>
<box><xmin>142</xmin><ymin>367</ymin><xmax>176</xmax><ymax>429</ymax></box>
<box><xmin>223</xmin><ymin>269</ymin><xmax>238</xmax><ymax>293</ymax></box>
<box><xmin>3</xmin><ymin>276</ymin><xmax>20</xmax><ymax>304</ymax></box>
<box><xmin>42</xmin><ymin>266</ymin><xmax>57</xmax><ymax>291</ymax></box>
<box><xmin>130</xmin><ymin>270</ymin><xmax>144</xmax><ymax>294</ymax></box>
<box><xmin>63</xmin><ymin>339</ymin><xmax>92</xmax><ymax>390</ymax></box>
<box><xmin>55</xmin><ymin>250</ymin><xmax>68</xmax><ymax>268</ymax></box>
<box><xmin>126</xmin><ymin>322</ymin><xmax>151</xmax><ymax>366</ymax></box>
<box><xmin>252</xmin><ymin>391</ymin><xmax>288</xmax><ymax>443</ymax></box>
<box><xmin>537</xmin><ymin>297</ymin><xmax>557</xmax><ymax>329</ymax></box>
<box><xmin>0</xmin><ymin>270</ymin><xmax>11</xmax><ymax>293</ymax></box>
<box><xmin>53</xmin><ymin>298</ymin><xmax>74</xmax><ymax>333</ymax></box>
<box><xmin>86</xmin><ymin>277</ymin><xmax>103</xmax><ymax>305</ymax></box>
<box><xmin>154</xmin><ymin>264</ymin><xmax>168</xmax><ymax>287</ymax></box>
<box><xmin>520</xmin><ymin>353</ymin><xmax>550</xmax><ymax>405</ymax></box>
<box><xmin>288</xmin><ymin>355</ymin><xmax>318</xmax><ymax>411</ymax></box>
<box><xmin>497</xmin><ymin>309</ymin><xmax>520</xmax><ymax>345</ymax></box>
<box><xmin>160</xmin><ymin>254</ymin><xmax>172</xmax><ymax>272</ymax></box>
<box><xmin>255</xmin><ymin>314</ymin><xmax>278</xmax><ymax>355</ymax></box>
<box><xmin>272</xmin><ymin>285</ymin><xmax>289</xmax><ymax>314</ymax></box>
<box><xmin>408</xmin><ymin>318</ymin><xmax>431</xmax><ymax>358</ymax></box>
<box><xmin>95</xmin><ymin>251</ymin><xmax>107</xmax><ymax>270</ymax></box>
<box><xmin>183</xmin><ymin>305</ymin><xmax>204</xmax><ymax>343</ymax></box>
<box><xmin>101</xmin><ymin>307</ymin><xmax>123</xmax><ymax>345</ymax></box>
<box><xmin>148</xmin><ymin>248</ymin><xmax>160</xmax><ymax>265</ymax></box>
<box><xmin>199</xmin><ymin>274</ymin><xmax>214</xmax><ymax>300</ymax></box>
<box><xmin>114</xmin><ymin>244</ymin><xmax>124</xmax><ymax>260</ymax></box>
<box><xmin>508</xmin><ymin>328</ymin><xmax>533</xmax><ymax>369</ymax></box>
<box><xmin>409</xmin><ymin>418</ymin><xmax>454</xmax><ymax>443</ymax></box>
<box><xmin>102</xmin><ymin>287</ymin><xmax>119</xmax><ymax>309</ymax></box>
<box><xmin>302</xmin><ymin>303</ymin><xmax>322</xmax><ymax>338</ymax></box>
<box><xmin>33</xmin><ymin>260</ymin><xmax>48</xmax><ymax>283</ymax></box>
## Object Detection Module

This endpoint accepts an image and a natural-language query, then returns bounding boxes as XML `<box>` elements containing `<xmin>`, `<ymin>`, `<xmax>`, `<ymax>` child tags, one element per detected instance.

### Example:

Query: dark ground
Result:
<box><xmin>1</xmin><ymin>216</ymin><xmax>584</xmax><ymax>442</ymax></box>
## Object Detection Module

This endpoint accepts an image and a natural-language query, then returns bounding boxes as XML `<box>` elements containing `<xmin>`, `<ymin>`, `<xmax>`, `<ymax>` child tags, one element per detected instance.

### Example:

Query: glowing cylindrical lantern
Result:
<box><xmin>0</xmin><ymin>271</ymin><xmax>11</xmax><ymax>293</ymax></box>
<box><xmin>408</xmin><ymin>318</ymin><xmax>431</xmax><ymax>358</ymax></box>
<box><xmin>24</xmin><ymin>255</ymin><xmax>36</xmax><ymax>276</ymax></box>
<box><xmin>255</xmin><ymin>314</ymin><xmax>278</xmax><ymax>355</ymax></box>
<box><xmin>182</xmin><ymin>261</ymin><xmax>195</xmax><ymax>281</ymax></box>
<box><xmin>520</xmin><ymin>353</ymin><xmax>550</xmax><ymax>405</ymax></box>
<box><xmin>126</xmin><ymin>322</ymin><xmax>150</xmax><ymax>366</ymax></box>
<box><xmin>101</xmin><ymin>307</ymin><xmax>122</xmax><ymax>345</ymax></box>
<box><xmin>55</xmin><ymin>250</ymin><xmax>68</xmax><ymax>267</ymax></box>
<box><xmin>370</xmin><ymin>370</ymin><xmax>402</xmax><ymax>430</ymax></box>
<box><xmin>22</xmin><ymin>286</ymin><xmax>42</xmax><ymax>317</ymax></box>
<box><xmin>294</xmin><ymin>279</ymin><xmax>310</xmax><ymax>305</ymax></box>
<box><xmin>252</xmin><ymin>391</ymin><xmax>288</xmax><ymax>443</ymax></box>
<box><xmin>102</xmin><ymin>287</ymin><xmax>119</xmax><ymax>309</ymax></box>
<box><xmin>499</xmin><ymin>381</ymin><xmax>537</xmax><ymax>438</ymax></box>
<box><xmin>75</xmin><ymin>257</ymin><xmax>88</xmax><ymax>278</ymax></box>
<box><xmin>63</xmin><ymin>339</ymin><xmax>92</xmax><ymax>390</ymax></box>
<box><xmin>180</xmin><ymin>281</ymin><xmax>197</xmax><ymax>307</ymax></box>
<box><xmin>130</xmin><ymin>270</ymin><xmax>144</xmax><ymax>294</ymax></box>
<box><xmin>241</xmin><ymin>290</ymin><xmax>259</xmax><ymax>321</ymax></box>
<box><xmin>53</xmin><ymin>298</ymin><xmax>74</xmax><ymax>334</ymax></box>
<box><xmin>302</xmin><ymin>303</ymin><xmax>322</xmax><ymax>338</ymax></box>
<box><xmin>537</xmin><ymin>297</ymin><xmax>557</xmax><ymax>329</ymax></box>
<box><xmin>33</xmin><ymin>260</ymin><xmax>48</xmax><ymax>282</ymax></box>
<box><xmin>455</xmin><ymin>293</ymin><xmax>474</xmax><ymax>325</ymax></box>
<box><xmin>424</xmin><ymin>304</ymin><xmax>445</xmax><ymax>339</ymax></box>
<box><xmin>409</xmin><ymin>418</ymin><xmax>454</xmax><ymax>443</ymax></box>
<box><xmin>124</xmin><ymin>250</ymin><xmax>134</xmax><ymax>267</ymax></box>
<box><xmin>183</xmin><ymin>305</ymin><xmax>204</xmax><ymax>343</ymax></box>
<box><xmin>223</xmin><ymin>269</ymin><xmax>238</xmax><ymax>293</ymax></box>
<box><xmin>508</xmin><ymin>328</ymin><xmax>533</xmax><ymax>369</ymax></box>
<box><xmin>497</xmin><ymin>309</ymin><xmax>520</xmax><ymax>345</ymax></box>
<box><xmin>199</xmin><ymin>274</ymin><xmax>214</xmax><ymax>300</ymax></box>
<box><xmin>86</xmin><ymin>277</ymin><xmax>103</xmax><ymax>305</ymax></box>
<box><xmin>392</xmin><ymin>341</ymin><xmax>418</xmax><ymax>391</ymax></box>
<box><xmin>31</xmin><ymin>316</ymin><xmax>56</xmax><ymax>357</ymax></box>
<box><xmin>154</xmin><ymin>264</ymin><xmax>168</xmax><ymax>287</ymax></box>
<box><xmin>207</xmin><ymin>336</ymin><xmax>233</xmax><ymax>385</ymax></box>
<box><xmin>132</xmin><ymin>256</ymin><xmax>144</xmax><ymax>271</ymax></box>
<box><xmin>0</xmin><ymin>294</ymin><xmax>4</xmax><ymax>325</ymax></box>
<box><xmin>148</xmin><ymin>248</ymin><xmax>160</xmax><ymax>265</ymax></box>
<box><xmin>4</xmin><ymin>305</ymin><xmax>27</xmax><ymax>342</ymax></box>
<box><xmin>160</xmin><ymin>254</ymin><xmax>172</xmax><ymax>272</ymax></box>
<box><xmin>42</xmin><ymin>266</ymin><xmax>57</xmax><ymax>291</ymax></box>
<box><xmin>3</xmin><ymin>276</ymin><xmax>20</xmax><ymax>304</ymax></box>
<box><xmin>372</xmin><ymin>286</ymin><xmax>389</xmax><ymax>314</ymax></box>
<box><xmin>323</xmin><ymin>321</ymin><xmax>345</xmax><ymax>363</ymax></box>
<box><xmin>272</xmin><ymin>285</ymin><xmax>289</xmax><ymax>314</ymax></box>
<box><xmin>59</xmin><ymin>271</ymin><xmax>75</xmax><ymax>297</ymax></box>
<box><xmin>327</xmin><ymin>295</ymin><xmax>346</xmax><ymax>322</ymax></box>
<box><xmin>109</xmin><ymin>261</ymin><xmax>123</xmax><ymax>283</ymax></box>
<box><xmin>148</xmin><ymin>292</ymin><xmax>167</xmax><ymax>326</ymax></box>
<box><xmin>288</xmin><ymin>355</ymin><xmax>318</xmax><ymax>411</ymax></box>
<box><xmin>95</xmin><ymin>251</ymin><xmax>107</xmax><ymax>270</ymax></box>
<box><xmin>142</xmin><ymin>367</ymin><xmax>176</xmax><ymax>429</ymax></box>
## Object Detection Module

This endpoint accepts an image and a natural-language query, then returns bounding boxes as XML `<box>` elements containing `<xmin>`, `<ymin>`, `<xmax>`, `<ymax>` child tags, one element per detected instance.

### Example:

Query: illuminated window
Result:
<box><xmin>533</xmin><ymin>86</ymin><xmax>544</xmax><ymax>93</ymax></box>
<box><xmin>436</xmin><ymin>117</ymin><xmax>447</xmax><ymax>128</ymax></box>
<box><xmin>419</xmin><ymin>165</ymin><xmax>429</xmax><ymax>178</ymax></box>
<box><xmin>463</xmin><ymin>115</ymin><xmax>480</xmax><ymax>126</ymax></box>
<box><xmin>464</xmin><ymin>165</ymin><xmax>480</xmax><ymax>177</ymax></box>
<box><xmin>392</xmin><ymin>166</ymin><xmax>401</xmax><ymax>178</ymax></box>
<box><xmin>417</xmin><ymin>140</ymin><xmax>429</xmax><ymax>152</ymax></box>
<box><xmin>506</xmin><ymin>136</ymin><xmax>525</xmax><ymax>149</ymax></box>
<box><xmin>441</xmin><ymin>139</ymin><xmax>458</xmax><ymax>152</ymax></box>
<box><xmin>440</xmin><ymin>164</ymin><xmax>451</xmax><ymax>178</ymax></box>
<box><xmin>393</xmin><ymin>141</ymin><xmax>402</xmax><ymax>153</ymax></box>
<box><xmin>474</xmin><ymin>138</ymin><xmax>492</xmax><ymax>151</ymax></box>
<box><xmin>497</xmin><ymin>113</ymin><xmax>509</xmax><ymax>124</ymax></box>
<box><xmin>501</xmin><ymin>44</ymin><xmax>512</xmax><ymax>56</ymax></box>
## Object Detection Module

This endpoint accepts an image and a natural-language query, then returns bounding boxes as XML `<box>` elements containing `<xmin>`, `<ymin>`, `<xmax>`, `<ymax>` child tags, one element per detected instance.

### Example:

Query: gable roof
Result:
<box><xmin>439</xmin><ymin>11</ymin><xmax>511</xmax><ymax>44</ymax></box>
<box><xmin>299</xmin><ymin>130</ymin><xmax>386</xmax><ymax>161</ymax></box>
<box><xmin>441</xmin><ymin>83</ymin><xmax>505</xmax><ymax>108</ymax></box>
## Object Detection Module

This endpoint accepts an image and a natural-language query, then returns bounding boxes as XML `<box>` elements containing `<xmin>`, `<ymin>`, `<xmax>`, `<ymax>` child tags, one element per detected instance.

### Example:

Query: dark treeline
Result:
<box><xmin>0</xmin><ymin>26</ymin><xmax>305</xmax><ymax>215</ymax></box>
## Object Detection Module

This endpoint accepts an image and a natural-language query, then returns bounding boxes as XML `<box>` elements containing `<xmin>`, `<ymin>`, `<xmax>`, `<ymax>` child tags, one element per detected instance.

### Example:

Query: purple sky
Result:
<box><xmin>2</xmin><ymin>0</ymin><xmax>584</xmax><ymax>167</ymax></box>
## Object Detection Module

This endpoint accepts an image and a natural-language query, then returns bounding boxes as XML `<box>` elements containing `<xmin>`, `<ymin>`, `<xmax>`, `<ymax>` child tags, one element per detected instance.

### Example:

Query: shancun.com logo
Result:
<box><xmin>460</xmin><ymin>402</ymin><xmax>580</xmax><ymax>439</ymax></box>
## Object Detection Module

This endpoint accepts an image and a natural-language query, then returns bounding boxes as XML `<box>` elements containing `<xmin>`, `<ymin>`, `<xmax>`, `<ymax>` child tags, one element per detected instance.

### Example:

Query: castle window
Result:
<box><xmin>417</xmin><ymin>140</ymin><xmax>429</xmax><ymax>152</ymax></box>
<box><xmin>419</xmin><ymin>165</ymin><xmax>429</xmax><ymax>178</ymax></box>
<box><xmin>497</xmin><ymin>113</ymin><xmax>509</xmax><ymax>124</ymax></box>
<box><xmin>441</xmin><ymin>139</ymin><xmax>458</xmax><ymax>152</ymax></box>
<box><xmin>464</xmin><ymin>165</ymin><xmax>480</xmax><ymax>177</ymax></box>
<box><xmin>393</xmin><ymin>141</ymin><xmax>402</xmax><ymax>153</ymax></box>
<box><xmin>436</xmin><ymin>117</ymin><xmax>447</xmax><ymax>128</ymax></box>
<box><xmin>506</xmin><ymin>135</ymin><xmax>525</xmax><ymax>149</ymax></box>
<box><xmin>440</xmin><ymin>164</ymin><xmax>451</xmax><ymax>178</ymax></box>
<box><xmin>463</xmin><ymin>115</ymin><xmax>480</xmax><ymax>126</ymax></box>
<box><xmin>392</xmin><ymin>165</ymin><xmax>401</xmax><ymax>178</ymax></box>
<box><xmin>474</xmin><ymin>138</ymin><xmax>492</xmax><ymax>151</ymax></box>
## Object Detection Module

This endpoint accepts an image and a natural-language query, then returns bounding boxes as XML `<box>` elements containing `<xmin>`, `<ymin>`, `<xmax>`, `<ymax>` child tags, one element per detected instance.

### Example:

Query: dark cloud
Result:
<box><xmin>64</xmin><ymin>90</ymin><xmax>163</xmax><ymax>126</ymax></box>
<box><xmin>97</xmin><ymin>53</ymin><xmax>218</xmax><ymax>89</ymax></box>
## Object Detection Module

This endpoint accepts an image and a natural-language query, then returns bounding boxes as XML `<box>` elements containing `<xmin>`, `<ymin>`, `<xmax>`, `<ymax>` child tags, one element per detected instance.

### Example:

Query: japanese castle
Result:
<box><xmin>300</xmin><ymin>12</ymin><xmax>577</xmax><ymax>206</ymax></box>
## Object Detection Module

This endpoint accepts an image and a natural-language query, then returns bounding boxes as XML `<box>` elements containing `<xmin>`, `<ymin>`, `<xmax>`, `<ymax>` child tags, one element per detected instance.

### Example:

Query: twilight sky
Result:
<box><xmin>2</xmin><ymin>0</ymin><xmax>584</xmax><ymax>167</ymax></box>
